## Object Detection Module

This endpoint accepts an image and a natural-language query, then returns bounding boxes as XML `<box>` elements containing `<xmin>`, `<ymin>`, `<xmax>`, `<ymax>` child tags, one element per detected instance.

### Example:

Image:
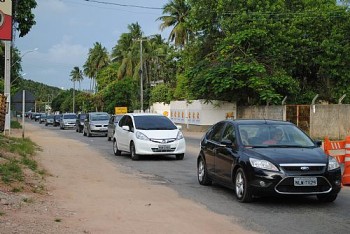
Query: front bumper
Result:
<box><xmin>134</xmin><ymin>138</ymin><xmax>186</xmax><ymax>155</ymax></box>
<box><xmin>247</xmin><ymin>167</ymin><xmax>342</xmax><ymax>196</ymax></box>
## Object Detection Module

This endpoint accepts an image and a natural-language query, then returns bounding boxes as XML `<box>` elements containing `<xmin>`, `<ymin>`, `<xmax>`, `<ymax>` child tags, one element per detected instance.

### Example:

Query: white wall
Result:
<box><xmin>151</xmin><ymin>100</ymin><xmax>237</xmax><ymax>126</ymax></box>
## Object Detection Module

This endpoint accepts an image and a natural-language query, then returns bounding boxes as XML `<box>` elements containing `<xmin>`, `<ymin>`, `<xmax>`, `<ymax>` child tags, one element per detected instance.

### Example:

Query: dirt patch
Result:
<box><xmin>0</xmin><ymin>124</ymin><xmax>255</xmax><ymax>234</ymax></box>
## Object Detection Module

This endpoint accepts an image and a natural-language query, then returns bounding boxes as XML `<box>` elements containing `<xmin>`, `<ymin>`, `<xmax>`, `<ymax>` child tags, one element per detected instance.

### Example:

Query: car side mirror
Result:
<box><xmin>176</xmin><ymin>125</ymin><xmax>182</xmax><ymax>130</ymax></box>
<box><xmin>314</xmin><ymin>140</ymin><xmax>322</xmax><ymax>147</ymax></box>
<box><xmin>122</xmin><ymin>125</ymin><xmax>130</xmax><ymax>131</ymax></box>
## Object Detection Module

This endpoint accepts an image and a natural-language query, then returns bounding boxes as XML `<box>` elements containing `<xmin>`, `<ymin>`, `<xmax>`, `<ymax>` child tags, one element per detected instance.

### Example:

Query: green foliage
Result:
<box><xmin>150</xmin><ymin>83</ymin><xmax>174</xmax><ymax>104</ymax></box>
<box><xmin>101</xmin><ymin>77</ymin><xmax>137</xmax><ymax>113</ymax></box>
<box><xmin>13</xmin><ymin>0</ymin><xmax>37</xmax><ymax>37</ymax></box>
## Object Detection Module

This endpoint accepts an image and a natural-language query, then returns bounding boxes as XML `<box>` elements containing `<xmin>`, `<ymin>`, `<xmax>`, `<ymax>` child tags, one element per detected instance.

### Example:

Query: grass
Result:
<box><xmin>0</xmin><ymin>134</ymin><xmax>42</xmax><ymax>187</ymax></box>
<box><xmin>11</xmin><ymin>120</ymin><xmax>22</xmax><ymax>129</ymax></box>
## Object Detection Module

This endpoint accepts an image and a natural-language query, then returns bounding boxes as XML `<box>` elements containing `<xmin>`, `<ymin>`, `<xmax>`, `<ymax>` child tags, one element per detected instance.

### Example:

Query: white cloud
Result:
<box><xmin>47</xmin><ymin>36</ymin><xmax>88</xmax><ymax>65</ymax></box>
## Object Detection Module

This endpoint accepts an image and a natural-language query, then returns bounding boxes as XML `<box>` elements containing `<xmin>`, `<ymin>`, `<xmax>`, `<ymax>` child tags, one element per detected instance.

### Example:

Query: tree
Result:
<box><xmin>70</xmin><ymin>66</ymin><xmax>83</xmax><ymax>90</ymax></box>
<box><xmin>83</xmin><ymin>42</ymin><xmax>110</xmax><ymax>93</ymax></box>
<box><xmin>13</xmin><ymin>0</ymin><xmax>37</xmax><ymax>37</ymax></box>
<box><xmin>158</xmin><ymin>0</ymin><xmax>192</xmax><ymax>48</ymax></box>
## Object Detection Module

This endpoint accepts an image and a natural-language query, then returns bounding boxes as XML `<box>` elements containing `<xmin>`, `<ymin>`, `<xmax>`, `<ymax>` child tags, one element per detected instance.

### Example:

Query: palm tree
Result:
<box><xmin>157</xmin><ymin>0</ymin><xmax>191</xmax><ymax>48</ymax></box>
<box><xmin>70</xmin><ymin>66</ymin><xmax>83</xmax><ymax>113</ymax></box>
<box><xmin>111</xmin><ymin>23</ymin><xmax>143</xmax><ymax>80</ymax></box>
<box><xmin>70</xmin><ymin>66</ymin><xmax>83</xmax><ymax>90</ymax></box>
<box><xmin>83</xmin><ymin>42</ymin><xmax>110</xmax><ymax>93</ymax></box>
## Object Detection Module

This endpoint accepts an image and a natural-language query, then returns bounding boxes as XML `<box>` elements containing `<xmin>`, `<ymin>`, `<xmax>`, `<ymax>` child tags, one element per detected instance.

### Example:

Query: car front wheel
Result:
<box><xmin>113</xmin><ymin>140</ymin><xmax>121</xmax><ymax>156</ymax></box>
<box><xmin>130</xmin><ymin>142</ymin><xmax>139</xmax><ymax>161</ymax></box>
<box><xmin>235</xmin><ymin>168</ymin><xmax>253</xmax><ymax>203</ymax></box>
<box><xmin>197</xmin><ymin>156</ymin><xmax>212</xmax><ymax>185</ymax></box>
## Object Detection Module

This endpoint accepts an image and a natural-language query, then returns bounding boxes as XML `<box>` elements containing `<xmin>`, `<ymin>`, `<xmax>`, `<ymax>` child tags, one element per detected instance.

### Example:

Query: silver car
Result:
<box><xmin>83</xmin><ymin>112</ymin><xmax>110</xmax><ymax>137</ymax></box>
<box><xmin>59</xmin><ymin>113</ymin><xmax>77</xmax><ymax>130</ymax></box>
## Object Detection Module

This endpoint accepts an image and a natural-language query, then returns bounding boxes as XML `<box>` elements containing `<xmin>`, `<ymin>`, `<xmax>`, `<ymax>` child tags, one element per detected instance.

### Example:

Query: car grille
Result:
<box><xmin>275</xmin><ymin>176</ymin><xmax>332</xmax><ymax>194</ymax></box>
<box><xmin>151</xmin><ymin>147</ymin><xmax>176</xmax><ymax>152</ymax></box>
<box><xmin>149</xmin><ymin>138</ymin><xmax>176</xmax><ymax>144</ymax></box>
<box><xmin>94</xmin><ymin>124</ymin><xmax>108</xmax><ymax>127</ymax></box>
<box><xmin>280</xmin><ymin>163</ymin><xmax>326</xmax><ymax>175</ymax></box>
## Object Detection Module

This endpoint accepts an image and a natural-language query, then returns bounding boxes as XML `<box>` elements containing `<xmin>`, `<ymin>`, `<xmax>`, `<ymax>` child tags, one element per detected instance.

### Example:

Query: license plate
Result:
<box><xmin>294</xmin><ymin>177</ymin><xmax>317</xmax><ymax>186</ymax></box>
<box><xmin>158</xmin><ymin>144</ymin><xmax>171</xmax><ymax>150</ymax></box>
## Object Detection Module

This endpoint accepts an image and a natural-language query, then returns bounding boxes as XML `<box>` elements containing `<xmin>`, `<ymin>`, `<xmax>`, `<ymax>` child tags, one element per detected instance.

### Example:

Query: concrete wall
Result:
<box><xmin>150</xmin><ymin>101</ymin><xmax>350</xmax><ymax>139</ymax></box>
<box><xmin>310</xmin><ymin>104</ymin><xmax>350</xmax><ymax>139</ymax></box>
<box><xmin>237</xmin><ymin>105</ymin><xmax>284</xmax><ymax>120</ymax></box>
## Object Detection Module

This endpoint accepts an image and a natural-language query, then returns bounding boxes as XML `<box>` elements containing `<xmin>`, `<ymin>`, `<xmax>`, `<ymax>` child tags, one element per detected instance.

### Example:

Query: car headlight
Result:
<box><xmin>249</xmin><ymin>158</ymin><xmax>279</xmax><ymax>171</ymax></box>
<box><xmin>328</xmin><ymin>156</ymin><xmax>340</xmax><ymax>171</ymax></box>
<box><xmin>135</xmin><ymin>131</ymin><xmax>149</xmax><ymax>141</ymax></box>
<box><xmin>176</xmin><ymin>131</ymin><xmax>184</xmax><ymax>140</ymax></box>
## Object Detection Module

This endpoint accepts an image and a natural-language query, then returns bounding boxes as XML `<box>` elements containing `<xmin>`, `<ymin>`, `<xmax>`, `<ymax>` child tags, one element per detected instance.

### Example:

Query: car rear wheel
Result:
<box><xmin>176</xmin><ymin>154</ymin><xmax>184</xmax><ymax>160</ymax></box>
<box><xmin>317</xmin><ymin>193</ymin><xmax>338</xmax><ymax>202</ymax></box>
<box><xmin>130</xmin><ymin>142</ymin><xmax>139</xmax><ymax>161</ymax></box>
<box><xmin>113</xmin><ymin>140</ymin><xmax>121</xmax><ymax>156</ymax></box>
<box><xmin>235</xmin><ymin>168</ymin><xmax>253</xmax><ymax>203</ymax></box>
<box><xmin>197</xmin><ymin>156</ymin><xmax>212</xmax><ymax>185</ymax></box>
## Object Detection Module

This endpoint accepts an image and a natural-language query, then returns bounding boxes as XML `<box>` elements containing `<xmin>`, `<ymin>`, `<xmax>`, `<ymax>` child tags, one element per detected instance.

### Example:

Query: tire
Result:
<box><xmin>130</xmin><ymin>142</ymin><xmax>139</xmax><ymax>161</ymax></box>
<box><xmin>197</xmin><ymin>156</ymin><xmax>212</xmax><ymax>185</ymax></box>
<box><xmin>79</xmin><ymin>126</ymin><xmax>83</xmax><ymax>133</ymax></box>
<box><xmin>176</xmin><ymin>153</ymin><xmax>184</xmax><ymax>160</ymax></box>
<box><xmin>317</xmin><ymin>193</ymin><xmax>338</xmax><ymax>203</ymax></box>
<box><xmin>107</xmin><ymin>136</ymin><xmax>111</xmax><ymax>141</ymax></box>
<box><xmin>113</xmin><ymin>139</ymin><xmax>121</xmax><ymax>156</ymax></box>
<box><xmin>88</xmin><ymin>130</ymin><xmax>92</xmax><ymax>137</ymax></box>
<box><xmin>235</xmin><ymin>168</ymin><xmax>253</xmax><ymax>203</ymax></box>
<box><xmin>83</xmin><ymin>128</ymin><xmax>87</xmax><ymax>136</ymax></box>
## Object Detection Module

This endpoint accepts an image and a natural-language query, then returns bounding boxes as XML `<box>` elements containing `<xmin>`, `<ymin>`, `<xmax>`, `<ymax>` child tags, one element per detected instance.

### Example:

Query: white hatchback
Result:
<box><xmin>112</xmin><ymin>113</ymin><xmax>186</xmax><ymax>160</ymax></box>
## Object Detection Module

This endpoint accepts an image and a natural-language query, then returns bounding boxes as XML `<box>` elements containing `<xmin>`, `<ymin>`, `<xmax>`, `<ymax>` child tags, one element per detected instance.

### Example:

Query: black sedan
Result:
<box><xmin>197</xmin><ymin>119</ymin><xmax>342</xmax><ymax>203</ymax></box>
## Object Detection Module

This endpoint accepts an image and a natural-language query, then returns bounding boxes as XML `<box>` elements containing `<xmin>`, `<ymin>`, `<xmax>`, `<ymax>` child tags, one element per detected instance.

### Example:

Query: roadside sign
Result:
<box><xmin>115</xmin><ymin>106</ymin><xmax>127</xmax><ymax>115</ymax></box>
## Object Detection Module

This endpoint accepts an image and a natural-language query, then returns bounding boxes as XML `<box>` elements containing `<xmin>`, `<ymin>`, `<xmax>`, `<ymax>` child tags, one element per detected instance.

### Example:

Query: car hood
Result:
<box><xmin>137</xmin><ymin>129</ymin><xmax>180</xmax><ymax>139</ymax></box>
<box><xmin>244</xmin><ymin>147</ymin><xmax>327</xmax><ymax>164</ymax></box>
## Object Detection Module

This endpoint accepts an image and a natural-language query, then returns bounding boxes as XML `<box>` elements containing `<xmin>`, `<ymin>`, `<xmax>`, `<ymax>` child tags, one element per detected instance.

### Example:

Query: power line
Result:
<box><xmin>83</xmin><ymin>0</ymin><xmax>163</xmax><ymax>10</ymax></box>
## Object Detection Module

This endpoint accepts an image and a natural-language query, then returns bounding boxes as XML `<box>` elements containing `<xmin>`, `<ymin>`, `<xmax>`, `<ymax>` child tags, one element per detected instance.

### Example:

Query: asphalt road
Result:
<box><xmin>29</xmin><ymin>120</ymin><xmax>350</xmax><ymax>234</ymax></box>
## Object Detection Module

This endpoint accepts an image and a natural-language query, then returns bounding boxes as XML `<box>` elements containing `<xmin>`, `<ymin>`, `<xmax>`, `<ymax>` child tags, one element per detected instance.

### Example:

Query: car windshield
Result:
<box><xmin>47</xmin><ymin>115</ymin><xmax>54</xmax><ymax>119</ymax></box>
<box><xmin>91</xmin><ymin>114</ymin><xmax>109</xmax><ymax>121</ymax></box>
<box><xmin>238</xmin><ymin>124</ymin><xmax>315</xmax><ymax>147</ymax></box>
<box><xmin>79</xmin><ymin>114</ymin><xmax>86</xmax><ymax>120</ymax></box>
<box><xmin>63</xmin><ymin>114</ymin><xmax>77</xmax><ymax>119</ymax></box>
<box><xmin>134</xmin><ymin>115</ymin><xmax>177</xmax><ymax>130</ymax></box>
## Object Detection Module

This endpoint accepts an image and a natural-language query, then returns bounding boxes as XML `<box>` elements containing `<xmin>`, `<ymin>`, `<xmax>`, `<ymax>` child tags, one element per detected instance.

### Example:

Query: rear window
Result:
<box><xmin>91</xmin><ymin>114</ymin><xmax>109</xmax><ymax>121</ymax></box>
<box><xmin>63</xmin><ymin>114</ymin><xmax>77</xmax><ymax>119</ymax></box>
<box><xmin>134</xmin><ymin>115</ymin><xmax>177</xmax><ymax>130</ymax></box>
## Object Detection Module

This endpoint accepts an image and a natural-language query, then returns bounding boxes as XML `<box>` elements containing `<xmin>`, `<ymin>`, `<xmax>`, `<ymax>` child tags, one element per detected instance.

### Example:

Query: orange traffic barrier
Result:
<box><xmin>342</xmin><ymin>136</ymin><xmax>350</xmax><ymax>186</ymax></box>
<box><xmin>323</xmin><ymin>137</ymin><xmax>346</xmax><ymax>163</ymax></box>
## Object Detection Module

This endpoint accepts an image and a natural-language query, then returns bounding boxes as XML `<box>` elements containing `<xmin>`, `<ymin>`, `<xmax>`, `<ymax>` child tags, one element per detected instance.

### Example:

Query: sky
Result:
<box><xmin>14</xmin><ymin>0</ymin><xmax>170</xmax><ymax>90</ymax></box>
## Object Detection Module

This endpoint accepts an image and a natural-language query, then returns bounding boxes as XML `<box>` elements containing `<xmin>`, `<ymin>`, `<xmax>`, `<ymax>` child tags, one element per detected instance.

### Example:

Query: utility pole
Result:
<box><xmin>136</xmin><ymin>38</ymin><xmax>148</xmax><ymax>112</ymax></box>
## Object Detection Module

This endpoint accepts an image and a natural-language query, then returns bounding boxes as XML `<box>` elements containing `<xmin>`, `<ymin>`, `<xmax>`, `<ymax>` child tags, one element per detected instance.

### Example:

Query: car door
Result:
<box><xmin>204</xmin><ymin>122</ymin><xmax>225</xmax><ymax>177</ymax></box>
<box><xmin>108</xmin><ymin>116</ymin><xmax>115</xmax><ymax>137</ymax></box>
<box><xmin>117</xmin><ymin>115</ymin><xmax>133</xmax><ymax>151</ymax></box>
<box><xmin>215</xmin><ymin>123</ymin><xmax>238</xmax><ymax>185</ymax></box>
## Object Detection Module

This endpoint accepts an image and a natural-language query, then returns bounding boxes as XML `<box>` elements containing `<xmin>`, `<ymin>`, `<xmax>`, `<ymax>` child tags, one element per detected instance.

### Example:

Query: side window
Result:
<box><xmin>118</xmin><ymin>115</ymin><xmax>127</xmax><ymax>127</ymax></box>
<box><xmin>222</xmin><ymin>124</ymin><xmax>236</xmax><ymax>143</ymax></box>
<box><xmin>209</xmin><ymin>122</ymin><xmax>225</xmax><ymax>142</ymax></box>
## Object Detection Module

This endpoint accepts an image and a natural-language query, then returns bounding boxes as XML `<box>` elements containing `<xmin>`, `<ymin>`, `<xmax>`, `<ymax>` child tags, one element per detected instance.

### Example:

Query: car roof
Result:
<box><xmin>224</xmin><ymin>119</ymin><xmax>294</xmax><ymax>126</ymax></box>
<box><xmin>126</xmin><ymin>113</ymin><xmax>163</xmax><ymax>117</ymax></box>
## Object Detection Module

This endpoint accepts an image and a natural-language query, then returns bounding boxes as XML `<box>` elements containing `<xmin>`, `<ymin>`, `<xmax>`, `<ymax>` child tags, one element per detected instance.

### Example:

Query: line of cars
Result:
<box><xmin>28</xmin><ymin>111</ymin><xmax>342</xmax><ymax>203</ymax></box>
